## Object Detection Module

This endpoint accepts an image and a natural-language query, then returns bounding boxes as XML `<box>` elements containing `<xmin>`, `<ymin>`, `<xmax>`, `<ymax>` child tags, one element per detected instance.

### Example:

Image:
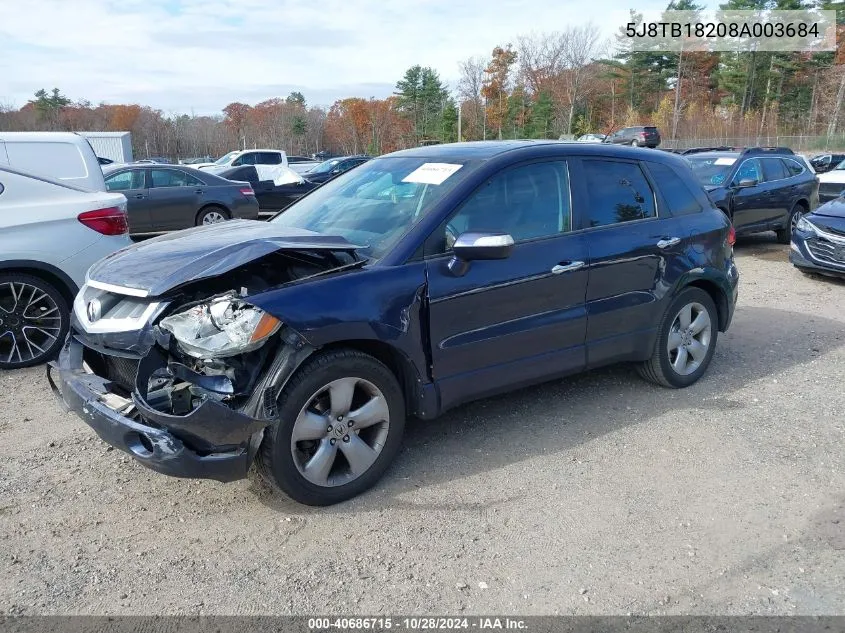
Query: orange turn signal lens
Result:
<box><xmin>250</xmin><ymin>313</ymin><xmax>281</xmax><ymax>343</ymax></box>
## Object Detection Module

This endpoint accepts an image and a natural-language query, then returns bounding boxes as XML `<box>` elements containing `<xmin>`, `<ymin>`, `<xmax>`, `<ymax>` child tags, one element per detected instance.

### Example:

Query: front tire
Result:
<box><xmin>637</xmin><ymin>287</ymin><xmax>718</xmax><ymax>388</ymax></box>
<box><xmin>0</xmin><ymin>273</ymin><xmax>69</xmax><ymax>370</ymax></box>
<box><xmin>257</xmin><ymin>349</ymin><xmax>406</xmax><ymax>506</ymax></box>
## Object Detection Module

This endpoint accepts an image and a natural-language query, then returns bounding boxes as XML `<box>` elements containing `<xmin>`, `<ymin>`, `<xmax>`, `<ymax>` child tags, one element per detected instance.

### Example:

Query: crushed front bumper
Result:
<box><xmin>47</xmin><ymin>336</ymin><xmax>268</xmax><ymax>483</ymax></box>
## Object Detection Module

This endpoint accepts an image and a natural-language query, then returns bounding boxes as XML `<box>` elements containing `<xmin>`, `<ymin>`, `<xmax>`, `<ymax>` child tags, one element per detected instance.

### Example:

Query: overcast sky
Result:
<box><xmin>1</xmin><ymin>0</ymin><xmax>699</xmax><ymax>115</ymax></box>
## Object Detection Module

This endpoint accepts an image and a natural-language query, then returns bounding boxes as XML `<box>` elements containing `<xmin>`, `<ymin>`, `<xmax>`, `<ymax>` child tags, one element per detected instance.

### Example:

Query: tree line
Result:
<box><xmin>2</xmin><ymin>0</ymin><xmax>844</xmax><ymax>160</ymax></box>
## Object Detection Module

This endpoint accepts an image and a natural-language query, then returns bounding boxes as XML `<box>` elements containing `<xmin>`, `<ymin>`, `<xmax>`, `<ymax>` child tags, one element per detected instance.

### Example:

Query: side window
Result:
<box><xmin>182</xmin><ymin>172</ymin><xmax>204</xmax><ymax>186</ymax></box>
<box><xmin>582</xmin><ymin>160</ymin><xmax>657</xmax><ymax>227</ymax></box>
<box><xmin>234</xmin><ymin>153</ymin><xmax>257</xmax><ymax>166</ymax></box>
<box><xmin>761</xmin><ymin>157</ymin><xmax>788</xmax><ymax>182</ymax></box>
<box><xmin>440</xmin><ymin>161</ymin><xmax>571</xmax><ymax>251</ymax></box>
<box><xmin>259</xmin><ymin>152</ymin><xmax>283</xmax><ymax>165</ymax></box>
<box><xmin>733</xmin><ymin>159</ymin><xmax>762</xmax><ymax>185</ymax></box>
<box><xmin>784</xmin><ymin>158</ymin><xmax>806</xmax><ymax>177</ymax></box>
<box><xmin>150</xmin><ymin>169</ymin><xmax>188</xmax><ymax>188</ymax></box>
<box><xmin>105</xmin><ymin>170</ymin><xmax>144</xmax><ymax>191</ymax></box>
<box><xmin>646</xmin><ymin>162</ymin><xmax>703</xmax><ymax>216</ymax></box>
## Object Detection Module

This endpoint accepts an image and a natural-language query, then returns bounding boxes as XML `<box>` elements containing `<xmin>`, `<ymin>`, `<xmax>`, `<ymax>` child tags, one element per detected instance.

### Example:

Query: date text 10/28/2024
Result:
<box><xmin>308</xmin><ymin>617</ymin><xmax>527</xmax><ymax>630</ymax></box>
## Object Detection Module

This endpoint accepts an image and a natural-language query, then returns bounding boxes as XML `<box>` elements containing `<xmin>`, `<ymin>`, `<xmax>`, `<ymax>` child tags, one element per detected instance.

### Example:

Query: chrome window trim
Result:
<box><xmin>86</xmin><ymin>279</ymin><xmax>150</xmax><ymax>298</ymax></box>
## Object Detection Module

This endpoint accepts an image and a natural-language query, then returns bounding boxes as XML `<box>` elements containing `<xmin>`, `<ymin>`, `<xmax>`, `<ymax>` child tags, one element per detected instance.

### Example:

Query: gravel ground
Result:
<box><xmin>1</xmin><ymin>234</ymin><xmax>844</xmax><ymax>616</ymax></box>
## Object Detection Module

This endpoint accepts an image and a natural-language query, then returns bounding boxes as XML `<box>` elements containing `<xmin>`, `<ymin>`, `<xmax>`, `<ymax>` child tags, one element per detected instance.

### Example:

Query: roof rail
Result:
<box><xmin>740</xmin><ymin>146</ymin><xmax>795</xmax><ymax>156</ymax></box>
<box><xmin>677</xmin><ymin>146</ymin><xmax>738</xmax><ymax>155</ymax></box>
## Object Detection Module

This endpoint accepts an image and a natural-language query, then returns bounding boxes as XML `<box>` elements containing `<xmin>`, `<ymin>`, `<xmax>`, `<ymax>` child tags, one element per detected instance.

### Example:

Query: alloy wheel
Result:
<box><xmin>202</xmin><ymin>210</ymin><xmax>227</xmax><ymax>224</ymax></box>
<box><xmin>666</xmin><ymin>301</ymin><xmax>712</xmax><ymax>376</ymax></box>
<box><xmin>0</xmin><ymin>281</ymin><xmax>63</xmax><ymax>365</ymax></box>
<box><xmin>290</xmin><ymin>377</ymin><xmax>391</xmax><ymax>487</ymax></box>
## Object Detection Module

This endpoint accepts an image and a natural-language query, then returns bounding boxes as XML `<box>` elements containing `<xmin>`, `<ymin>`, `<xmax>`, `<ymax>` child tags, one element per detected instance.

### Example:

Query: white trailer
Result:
<box><xmin>78</xmin><ymin>131</ymin><xmax>133</xmax><ymax>163</ymax></box>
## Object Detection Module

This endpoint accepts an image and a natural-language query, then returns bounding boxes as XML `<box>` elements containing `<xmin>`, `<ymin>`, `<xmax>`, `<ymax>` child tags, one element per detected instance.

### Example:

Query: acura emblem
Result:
<box><xmin>86</xmin><ymin>299</ymin><xmax>102</xmax><ymax>322</ymax></box>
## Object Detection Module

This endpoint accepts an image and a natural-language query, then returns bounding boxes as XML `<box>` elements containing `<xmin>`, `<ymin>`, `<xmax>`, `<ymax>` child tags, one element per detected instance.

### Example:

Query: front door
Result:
<box><xmin>425</xmin><ymin>159</ymin><xmax>589</xmax><ymax>411</ymax></box>
<box><xmin>730</xmin><ymin>157</ymin><xmax>770</xmax><ymax>231</ymax></box>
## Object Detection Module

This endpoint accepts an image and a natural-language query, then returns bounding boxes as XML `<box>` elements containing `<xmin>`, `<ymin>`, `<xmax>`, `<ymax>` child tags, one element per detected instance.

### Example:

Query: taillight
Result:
<box><xmin>240</xmin><ymin>187</ymin><xmax>255</xmax><ymax>197</ymax></box>
<box><xmin>727</xmin><ymin>225</ymin><xmax>736</xmax><ymax>247</ymax></box>
<box><xmin>78</xmin><ymin>207</ymin><xmax>128</xmax><ymax>235</ymax></box>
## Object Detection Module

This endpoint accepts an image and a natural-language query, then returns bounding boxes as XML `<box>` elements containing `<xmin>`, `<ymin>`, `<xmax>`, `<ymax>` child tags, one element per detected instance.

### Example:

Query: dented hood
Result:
<box><xmin>87</xmin><ymin>219</ymin><xmax>360</xmax><ymax>297</ymax></box>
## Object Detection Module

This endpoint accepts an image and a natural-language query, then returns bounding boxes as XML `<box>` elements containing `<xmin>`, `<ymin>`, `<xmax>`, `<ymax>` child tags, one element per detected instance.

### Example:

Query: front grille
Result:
<box><xmin>819</xmin><ymin>183</ymin><xmax>845</xmax><ymax>197</ymax></box>
<box><xmin>104</xmin><ymin>355</ymin><xmax>140</xmax><ymax>391</ymax></box>
<box><xmin>806</xmin><ymin>237</ymin><xmax>845</xmax><ymax>266</ymax></box>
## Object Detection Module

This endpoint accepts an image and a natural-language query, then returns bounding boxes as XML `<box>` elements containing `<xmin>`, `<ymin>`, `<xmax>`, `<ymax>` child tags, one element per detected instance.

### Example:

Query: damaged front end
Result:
<box><xmin>48</xmin><ymin>227</ymin><xmax>362</xmax><ymax>482</ymax></box>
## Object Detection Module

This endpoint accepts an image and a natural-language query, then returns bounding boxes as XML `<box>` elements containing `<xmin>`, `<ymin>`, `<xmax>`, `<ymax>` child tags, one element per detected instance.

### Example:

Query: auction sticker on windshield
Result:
<box><xmin>715</xmin><ymin>157</ymin><xmax>737</xmax><ymax>165</ymax></box>
<box><xmin>403</xmin><ymin>163</ymin><xmax>463</xmax><ymax>185</ymax></box>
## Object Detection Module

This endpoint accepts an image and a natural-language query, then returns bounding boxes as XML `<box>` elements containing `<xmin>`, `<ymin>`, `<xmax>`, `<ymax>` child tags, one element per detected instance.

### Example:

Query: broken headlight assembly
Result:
<box><xmin>159</xmin><ymin>295</ymin><xmax>282</xmax><ymax>359</ymax></box>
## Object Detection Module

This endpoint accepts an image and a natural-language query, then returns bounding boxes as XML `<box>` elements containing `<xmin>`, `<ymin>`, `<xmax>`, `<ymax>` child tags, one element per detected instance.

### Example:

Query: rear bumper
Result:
<box><xmin>48</xmin><ymin>337</ymin><xmax>267</xmax><ymax>482</ymax></box>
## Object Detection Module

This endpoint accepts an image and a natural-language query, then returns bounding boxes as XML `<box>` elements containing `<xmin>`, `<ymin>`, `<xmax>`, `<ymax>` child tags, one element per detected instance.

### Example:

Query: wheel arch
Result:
<box><xmin>683</xmin><ymin>278</ymin><xmax>729</xmax><ymax>332</ymax></box>
<box><xmin>317</xmin><ymin>339</ymin><xmax>425</xmax><ymax>417</ymax></box>
<box><xmin>0</xmin><ymin>260</ymin><xmax>78</xmax><ymax>307</ymax></box>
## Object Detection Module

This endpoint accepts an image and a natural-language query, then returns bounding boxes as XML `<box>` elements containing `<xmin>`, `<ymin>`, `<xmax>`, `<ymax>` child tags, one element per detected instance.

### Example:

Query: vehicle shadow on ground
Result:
<box><xmin>252</xmin><ymin>305</ymin><xmax>845</xmax><ymax>514</ymax></box>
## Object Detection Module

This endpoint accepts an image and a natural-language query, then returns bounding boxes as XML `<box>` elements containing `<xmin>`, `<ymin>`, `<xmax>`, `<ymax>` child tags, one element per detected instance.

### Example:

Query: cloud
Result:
<box><xmin>0</xmin><ymin>0</ymin><xmax>677</xmax><ymax>114</ymax></box>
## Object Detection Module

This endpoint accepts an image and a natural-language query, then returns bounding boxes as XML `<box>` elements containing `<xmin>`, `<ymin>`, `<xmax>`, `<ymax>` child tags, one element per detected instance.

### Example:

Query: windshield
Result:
<box><xmin>214</xmin><ymin>151</ymin><xmax>240</xmax><ymax>165</ymax></box>
<box><xmin>271</xmin><ymin>156</ymin><xmax>477</xmax><ymax>259</ymax></box>
<box><xmin>309</xmin><ymin>158</ymin><xmax>342</xmax><ymax>175</ymax></box>
<box><xmin>687</xmin><ymin>155</ymin><xmax>739</xmax><ymax>187</ymax></box>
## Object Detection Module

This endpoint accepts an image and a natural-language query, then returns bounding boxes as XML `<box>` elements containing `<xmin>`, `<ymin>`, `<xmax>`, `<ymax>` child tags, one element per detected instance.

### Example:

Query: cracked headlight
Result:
<box><xmin>796</xmin><ymin>215</ymin><xmax>817</xmax><ymax>235</ymax></box>
<box><xmin>159</xmin><ymin>296</ymin><xmax>281</xmax><ymax>359</ymax></box>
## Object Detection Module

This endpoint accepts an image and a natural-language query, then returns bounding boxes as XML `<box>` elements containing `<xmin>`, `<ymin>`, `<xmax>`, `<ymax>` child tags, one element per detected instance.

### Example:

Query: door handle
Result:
<box><xmin>195</xmin><ymin>189</ymin><xmax>204</xmax><ymax>195</ymax></box>
<box><xmin>551</xmin><ymin>261</ymin><xmax>585</xmax><ymax>274</ymax></box>
<box><xmin>656</xmin><ymin>237</ymin><xmax>681</xmax><ymax>249</ymax></box>
<box><xmin>133</xmin><ymin>194</ymin><xmax>145</xmax><ymax>199</ymax></box>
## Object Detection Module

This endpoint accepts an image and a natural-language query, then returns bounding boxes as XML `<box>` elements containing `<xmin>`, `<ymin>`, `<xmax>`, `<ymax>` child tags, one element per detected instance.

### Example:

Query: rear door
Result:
<box><xmin>575</xmin><ymin>157</ymin><xmax>679</xmax><ymax>366</ymax></box>
<box><xmin>104</xmin><ymin>168</ymin><xmax>149</xmax><ymax>232</ymax></box>
<box><xmin>147</xmin><ymin>168</ymin><xmax>203</xmax><ymax>230</ymax></box>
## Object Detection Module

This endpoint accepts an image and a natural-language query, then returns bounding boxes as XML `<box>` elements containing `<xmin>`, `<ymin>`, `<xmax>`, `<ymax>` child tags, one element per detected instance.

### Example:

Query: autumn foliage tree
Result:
<box><xmin>482</xmin><ymin>45</ymin><xmax>518</xmax><ymax>139</ymax></box>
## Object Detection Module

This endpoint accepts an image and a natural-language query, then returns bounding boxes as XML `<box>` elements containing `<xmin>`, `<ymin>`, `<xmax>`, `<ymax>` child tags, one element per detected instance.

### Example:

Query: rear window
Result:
<box><xmin>647</xmin><ymin>162</ymin><xmax>703</xmax><ymax>216</ymax></box>
<box><xmin>644</xmin><ymin>127</ymin><xmax>658</xmax><ymax>132</ymax></box>
<box><xmin>784</xmin><ymin>158</ymin><xmax>806</xmax><ymax>177</ymax></box>
<box><xmin>4</xmin><ymin>142</ymin><xmax>87</xmax><ymax>179</ymax></box>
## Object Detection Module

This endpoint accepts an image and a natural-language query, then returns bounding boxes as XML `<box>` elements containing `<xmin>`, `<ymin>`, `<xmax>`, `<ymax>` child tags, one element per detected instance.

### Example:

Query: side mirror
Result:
<box><xmin>448</xmin><ymin>232</ymin><xmax>514</xmax><ymax>276</ymax></box>
<box><xmin>736</xmin><ymin>178</ymin><xmax>758</xmax><ymax>188</ymax></box>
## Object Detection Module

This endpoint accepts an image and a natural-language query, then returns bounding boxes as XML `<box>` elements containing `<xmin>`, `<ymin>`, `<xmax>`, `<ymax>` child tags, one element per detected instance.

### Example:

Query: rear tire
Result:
<box><xmin>196</xmin><ymin>205</ymin><xmax>229</xmax><ymax>226</ymax></box>
<box><xmin>637</xmin><ymin>287</ymin><xmax>719</xmax><ymax>388</ymax></box>
<box><xmin>0</xmin><ymin>273</ymin><xmax>69</xmax><ymax>370</ymax></box>
<box><xmin>256</xmin><ymin>349</ymin><xmax>406</xmax><ymax>506</ymax></box>
<box><xmin>777</xmin><ymin>203</ymin><xmax>806</xmax><ymax>244</ymax></box>
<box><xmin>631</xmin><ymin>139</ymin><xmax>641</xmax><ymax>147</ymax></box>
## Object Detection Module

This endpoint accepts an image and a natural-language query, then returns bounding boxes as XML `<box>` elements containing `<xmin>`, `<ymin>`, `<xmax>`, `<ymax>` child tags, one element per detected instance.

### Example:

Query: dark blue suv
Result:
<box><xmin>685</xmin><ymin>147</ymin><xmax>819</xmax><ymax>243</ymax></box>
<box><xmin>50</xmin><ymin>141</ymin><xmax>739</xmax><ymax>505</ymax></box>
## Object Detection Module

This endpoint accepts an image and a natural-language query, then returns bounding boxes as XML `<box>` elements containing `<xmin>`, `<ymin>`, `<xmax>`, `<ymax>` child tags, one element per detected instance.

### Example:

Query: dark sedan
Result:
<box><xmin>53</xmin><ymin>141</ymin><xmax>738</xmax><ymax>506</ymax></box>
<box><xmin>103</xmin><ymin>164</ymin><xmax>259</xmax><ymax>234</ymax></box>
<box><xmin>790</xmin><ymin>197</ymin><xmax>845</xmax><ymax>277</ymax></box>
<box><xmin>216</xmin><ymin>165</ymin><xmax>318</xmax><ymax>214</ymax></box>
<box><xmin>305</xmin><ymin>155</ymin><xmax>370</xmax><ymax>184</ymax></box>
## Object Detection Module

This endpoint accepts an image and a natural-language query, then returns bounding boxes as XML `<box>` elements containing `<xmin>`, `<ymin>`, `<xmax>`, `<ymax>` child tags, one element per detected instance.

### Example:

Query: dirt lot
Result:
<box><xmin>1</xmin><ymin>235</ymin><xmax>844</xmax><ymax>616</ymax></box>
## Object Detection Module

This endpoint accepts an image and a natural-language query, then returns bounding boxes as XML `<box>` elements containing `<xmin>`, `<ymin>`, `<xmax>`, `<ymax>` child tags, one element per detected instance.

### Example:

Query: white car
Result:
<box><xmin>577</xmin><ymin>134</ymin><xmax>607</xmax><ymax>143</ymax></box>
<box><xmin>0</xmin><ymin>131</ymin><xmax>107</xmax><ymax>191</ymax></box>
<box><xmin>194</xmin><ymin>149</ymin><xmax>288</xmax><ymax>171</ymax></box>
<box><xmin>814</xmin><ymin>160</ymin><xmax>845</xmax><ymax>203</ymax></box>
<box><xmin>0</xmin><ymin>166</ymin><xmax>131</xmax><ymax>369</ymax></box>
